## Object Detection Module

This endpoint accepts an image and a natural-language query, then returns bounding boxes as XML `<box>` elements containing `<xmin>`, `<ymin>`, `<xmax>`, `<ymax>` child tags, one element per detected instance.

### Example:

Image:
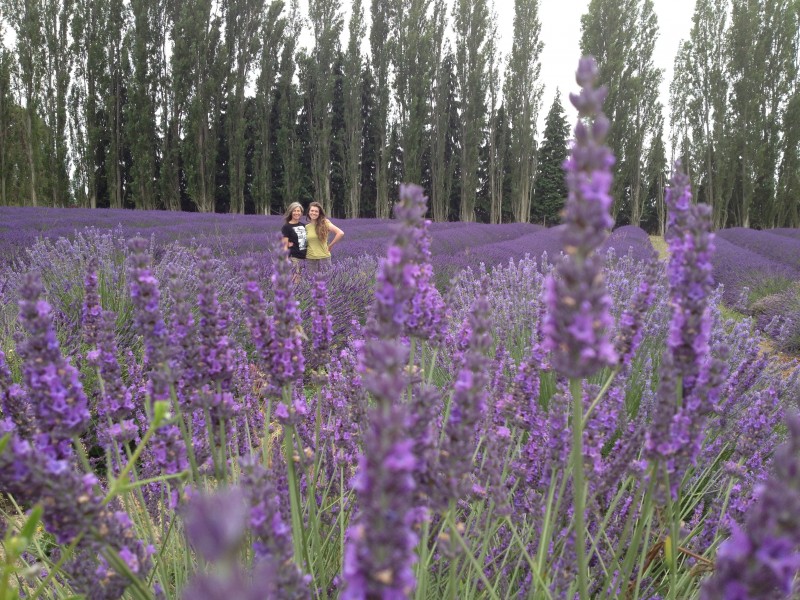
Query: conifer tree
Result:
<box><xmin>532</xmin><ymin>92</ymin><xmax>569</xmax><ymax>225</ymax></box>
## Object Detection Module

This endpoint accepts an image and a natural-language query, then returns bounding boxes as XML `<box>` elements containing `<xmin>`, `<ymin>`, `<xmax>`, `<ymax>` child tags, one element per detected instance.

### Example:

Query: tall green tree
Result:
<box><xmin>580</xmin><ymin>0</ymin><xmax>636</xmax><ymax>219</ymax></box>
<box><xmin>3</xmin><ymin>0</ymin><xmax>44</xmax><ymax>205</ymax></box>
<box><xmin>504</xmin><ymin>0</ymin><xmax>543</xmax><ymax>223</ymax></box>
<box><xmin>180</xmin><ymin>0</ymin><xmax>225</xmax><ymax>212</ymax></box>
<box><xmin>225</xmin><ymin>0</ymin><xmax>265</xmax><ymax>214</ymax></box>
<box><xmin>777</xmin><ymin>90</ymin><xmax>800</xmax><ymax>228</ymax></box>
<box><xmin>103</xmin><ymin>0</ymin><xmax>127</xmax><ymax>209</ymax></box>
<box><xmin>369</xmin><ymin>0</ymin><xmax>392</xmax><ymax>218</ymax></box>
<box><xmin>0</xmin><ymin>47</ymin><xmax>14</xmax><ymax>205</ymax></box>
<box><xmin>253</xmin><ymin>1</ymin><xmax>284</xmax><ymax>215</ymax></box>
<box><xmin>621</xmin><ymin>0</ymin><xmax>661</xmax><ymax>227</ymax></box>
<box><xmin>727</xmin><ymin>0</ymin><xmax>797</xmax><ymax>228</ymax></box>
<box><xmin>127</xmin><ymin>0</ymin><xmax>162</xmax><ymax>210</ymax></box>
<box><xmin>70</xmin><ymin>0</ymin><xmax>112</xmax><ymax>208</ymax></box>
<box><xmin>532</xmin><ymin>92</ymin><xmax>569</xmax><ymax>225</ymax></box>
<box><xmin>342</xmin><ymin>0</ymin><xmax>364</xmax><ymax>218</ymax></box>
<box><xmin>306</xmin><ymin>0</ymin><xmax>343</xmax><ymax>214</ymax></box>
<box><xmin>486</xmin><ymin>13</ymin><xmax>506</xmax><ymax>224</ymax></box>
<box><xmin>453</xmin><ymin>0</ymin><xmax>490</xmax><ymax>222</ymax></box>
<box><xmin>670</xmin><ymin>0</ymin><xmax>731</xmax><ymax>229</ymax></box>
<box><xmin>276</xmin><ymin>0</ymin><xmax>302</xmax><ymax>211</ymax></box>
<box><xmin>428</xmin><ymin>2</ymin><xmax>453</xmax><ymax>222</ymax></box>
<box><xmin>40</xmin><ymin>0</ymin><xmax>72</xmax><ymax>207</ymax></box>
<box><xmin>391</xmin><ymin>0</ymin><xmax>439</xmax><ymax>185</ymax></box>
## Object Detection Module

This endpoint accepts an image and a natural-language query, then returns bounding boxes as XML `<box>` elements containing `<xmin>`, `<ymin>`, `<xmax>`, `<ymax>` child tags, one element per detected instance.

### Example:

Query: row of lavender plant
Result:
<box><xmin>0</xmin><ymin>57</ymin><xmax>798</xmax><ymax>599</ymax></box>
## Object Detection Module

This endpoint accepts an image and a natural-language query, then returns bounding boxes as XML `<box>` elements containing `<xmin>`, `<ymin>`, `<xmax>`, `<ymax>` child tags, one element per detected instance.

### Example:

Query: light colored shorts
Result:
<box><xmin>306</xmin><ymin>257</ymin><xmax>331</xmax><ymax>275</ymax></box>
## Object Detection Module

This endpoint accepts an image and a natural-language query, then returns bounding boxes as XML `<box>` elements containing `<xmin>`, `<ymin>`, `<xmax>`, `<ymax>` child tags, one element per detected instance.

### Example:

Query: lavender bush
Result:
<box><xmin>0</xmin><ymin>57</ymin><xmax>799</xmax><ymax>600</ymax></box>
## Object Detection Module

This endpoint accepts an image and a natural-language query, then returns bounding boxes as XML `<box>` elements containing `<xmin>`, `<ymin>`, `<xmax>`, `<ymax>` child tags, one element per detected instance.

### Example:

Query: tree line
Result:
<box><xmin>0</xmin><ymin>0</ymin><xmax>797</xmax><ymax>230</ymax></box>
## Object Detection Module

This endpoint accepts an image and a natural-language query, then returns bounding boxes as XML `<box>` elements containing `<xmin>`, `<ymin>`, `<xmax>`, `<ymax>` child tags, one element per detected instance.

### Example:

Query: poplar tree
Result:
<box><xmin>226</xmin><ymin>0</ymin><xmax>267</xmax><ymax>214</ymax></box>
<box><xmin>532</xmin><ymin>92</ymin><xmax>569</xmax><ymax>225</ymax></box>
<box><xmin>504</xmin><ymin>0</ymin><xmax>543</xmax><ymax>223</ymax></box>
<box><xmin>252</xmin><ymin>1</ymin><xmax>285</xmax><ymax>215</ymax></box>
<box><xmin>40</xmin><ymin>0</ymin><xmax>72</xmax><ymax>207</ymax></box>
<box><xmin>306</xmin><ymin>0</ymin><xmax>343</xmax><ymax>214</ymax></box>
<box><xmin>670</xmin><ymin>0</ymin><xmax>730</xmax><ymax>229</ymax></box>
<box><xmin>428</xmin><ymin>2</ymin><xmax>453</xmax><ymax>222</ymax></box>
<box><xmin>370</xmin><ymin>0</ymin><xmax>392</xmax><ymax>218</ymax></box>
<box><xmin>391</xmin><ymin>0</ymin><xmax>439</xmax><ymax>185</ymax></box>
<box><xmin>105</xmin><ymin>0</ymin><xmax>127</xmax><ymax>209</ymax></box>
<box><xmin>580</xmin><ymin>0</ymin><xmax>661</xmax><ymax>224</ymax></box>
<box><xmin>70</xmin><ymin>0</ymin><xmax>110</xmax><ymax>208</ymax></box>
<box><xmin>453</xmin><ymin>0</ymin><xmax>489</xmax><ymax>222</ymax></box>
<box><xmin>180</xmin><ymin>0</ymin><xmax>225</xmax><ymax>213</ymax></box>
<box><xmin>0</xmin><ymin>48</ymin><xmax>13</xmax><ymax>205</ymax></box>
<box><xmin>342</xmin><ymin>0</ymin><xmax>364</xmax><ymax>218</ymax></box>
<box><xmin>276</xmin><ymin>0</ymin><xmax>302</xmax><ymax>211</ymax></box>
<box><xmin>728</xmin><ymin>0</ymin><xmax>798</xmax><ymax>228</ymax></box>
<box><xmin>486</xmin><ymin>13</ymin><xmax>505</xmax><ymax>224</ymax></box>
<box><xmin>776</xmin><ymin>91</ymin><xmax>800</xmax><ymax>228</ymax></box>
<box><xmin>2</xmin><ymin>0</ymin><xmax>43</xmax><ymax>206</ymax></box>
<box><xmin>127</xmin><ymin>0</ymin><xmax>162</xmax><ymax>210</ymax></box>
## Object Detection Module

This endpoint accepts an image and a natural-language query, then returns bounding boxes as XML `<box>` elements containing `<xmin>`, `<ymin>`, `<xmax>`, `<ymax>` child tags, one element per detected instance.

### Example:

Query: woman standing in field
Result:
<box><xmin>305</xmin><ymin>201</ymin><xmax>344</xmax><ymax>274</ymax></box>
<box><xmin>281</xmin><ymin>202</ymin><xmax>308</xmax><ymax>279</ymax></box>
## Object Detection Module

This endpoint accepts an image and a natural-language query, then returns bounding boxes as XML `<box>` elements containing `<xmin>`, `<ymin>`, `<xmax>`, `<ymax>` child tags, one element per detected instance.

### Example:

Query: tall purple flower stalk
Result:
<box><xmin>645</xmin><ymin>163</ymin><xmax>727</xmax><ymax>476</ymax></box>
<box><xmin>15</xmin><ymin>272</ymin><xmax>90</xmax><ymax>460</ymax></box>
<box><xmin>442</xmin><ymin>290</ymin><xmax>492</xmax><ymax>502</ymax></box>
<box><xmin>310</xmin><ymin>274</ymin><xmax>333</xmax><ymax>367</ymax></box>
<box><xmin>368</xmin><ymin>183</ymin><xmax>446</xmax><ymax>342</ymax></box>
<box><xmin>343</xmin><ymin>341</ymin><xmax>418</xmax><ymax>599</ymax></box>
<box><xmin>126</xmin><ymin>237</ymin><xmax>171</xmax><ymax>403</ymax></box>
<box><xmin>542</xmin><ymin>57</ymin><xmax>618</xmax><ymax>379</ymax></box>
<box><xmin>701</xmin><ymin>412</ymin><xmax>800</xmax><ymax>599</ymax></box>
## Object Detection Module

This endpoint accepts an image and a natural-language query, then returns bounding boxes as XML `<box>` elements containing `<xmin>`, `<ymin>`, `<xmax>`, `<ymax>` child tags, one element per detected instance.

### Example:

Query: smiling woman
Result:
<box><xmin>305</xmin><ymin>201</ymin><xmax>344</xmax><ymax>275</ymax></box>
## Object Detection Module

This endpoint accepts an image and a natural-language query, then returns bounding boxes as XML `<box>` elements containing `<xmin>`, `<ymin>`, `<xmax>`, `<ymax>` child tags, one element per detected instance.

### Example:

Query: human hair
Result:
<box><xmin>308</xmin><ymin>201</ymin><xmax>329</xmax><ymax>242</ymax></box>
<box><xmin>284</xmin><ymin>202</ymin><xmax>304</xmax><ymax>223</ymax></box>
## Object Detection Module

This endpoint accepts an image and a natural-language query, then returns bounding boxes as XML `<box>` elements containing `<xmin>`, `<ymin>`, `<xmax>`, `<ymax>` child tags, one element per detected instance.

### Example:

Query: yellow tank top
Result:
<box><xmin>306</xmin><ymin>222</ymin><xmax>330</xmax><ymax>259</ymax></box>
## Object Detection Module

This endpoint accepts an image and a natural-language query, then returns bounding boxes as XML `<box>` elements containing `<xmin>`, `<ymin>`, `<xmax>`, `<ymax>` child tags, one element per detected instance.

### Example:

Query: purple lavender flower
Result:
<box><xmin>0</xmin><ymin>349</ymin><xmax>34</xmax><ymax>438</ymax></box>
<box><xmin>663</xmin><ymin>163</ymin><xmax>716</xmax><ymax>395</ymax></box>
<box><xmin>82</xmin><ymin>257</ymin><xmax>103</xmax><ymax>353</ymax></box>
<box><xmin>646</xmin><ymin>163</ymin><xmax>725</xmax><ymax>476</ymax></box>
<box><xmin>542</xmin><ymin>56</ymin><xmax>618</xmax><ymax>378</ymax></box>
<box><xmin>310</xmin><ymin>274</ymin><xmax>334</xmax><ymax>367</ymax></box>
<box><xmin>0</xmin><ymin>430</ymin><xmax>152</xmax><ymax>595</ymax></box>
<box><xmin>182</xmin><ymin>487</ymin><xmax>249</xmax><ymax>562</ymax></box>
<box><xmin>127</xmin><ymin>237</ymin><xmax>172</xmax><ymax>402</ymax></box>
<box><xmin>441</xmin><ymin>289</ymin><xmax>492</xmax><ymax>503</ymax></box>
<box><xmin>368</xmin><ymin>183</ymin><xmax>446</xmax><ymax>342</ymax></box>
<box><xmin>345</xmin><ymin>334</ymin><xmax>418</xmax><ymax>598</ymax></box>
<box><xmin>15</xmin><ymin>272</ymin><xmax>90</xmax><ymax>455</ymax></box>
<box><xmin>93</xmin><ymin>310</ymin><xmax>137</xmax><ymax>447</ymax></box>
<box><xmin>701</xmin><ymin>412</ymin><xmax>800</xmax><ymax>599</ymax></box>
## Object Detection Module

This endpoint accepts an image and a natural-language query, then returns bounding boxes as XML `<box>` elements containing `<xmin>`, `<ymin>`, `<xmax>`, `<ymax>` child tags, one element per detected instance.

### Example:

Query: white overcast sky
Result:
<box><xmin>498</xmin><ymin>0</ymin><xmax>697</xmax><ymax>138</ymax></box>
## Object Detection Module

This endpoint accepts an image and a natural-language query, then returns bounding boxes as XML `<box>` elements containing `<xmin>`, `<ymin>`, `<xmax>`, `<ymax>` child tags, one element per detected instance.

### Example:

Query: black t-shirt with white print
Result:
<box><xmin>281</xmin><ymin>222</ymin><xmax>308</xmax><ymax>259</ymax></box>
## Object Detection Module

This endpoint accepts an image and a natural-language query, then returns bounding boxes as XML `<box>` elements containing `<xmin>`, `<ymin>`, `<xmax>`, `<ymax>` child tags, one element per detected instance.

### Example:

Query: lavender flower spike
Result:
<box><xmin>542</xmin><ymin>56</ymin><xmax>618</xmax><ymax>378</ymax></box>
<box><xmin>701</xmin><ymin>411</ymin><xmax>800</xmax><ymax>599</ymax></box>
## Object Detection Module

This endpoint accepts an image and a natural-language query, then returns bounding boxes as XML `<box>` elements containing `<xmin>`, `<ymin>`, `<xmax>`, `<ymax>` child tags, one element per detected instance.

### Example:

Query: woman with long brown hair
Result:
<box><xmin>305</xmin><ymin>201</ymin><xmax>344</xmax><ymax>274</ymax></box>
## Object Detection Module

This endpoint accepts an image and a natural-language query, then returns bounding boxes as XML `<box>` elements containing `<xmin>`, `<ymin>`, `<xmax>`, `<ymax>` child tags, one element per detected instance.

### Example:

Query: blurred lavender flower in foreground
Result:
<box><xmin>542</xmin><ymin>56</ymin><xmax>617</xmax><ymax>378</ymax></box>
<box><xmin>701</xmin><ymin>412</ymin><xmax>800</xmax><ymax>599</ymax></box>
<box><xmin>182</xmin><ymin>487</ymin><xmax>248</xmax><ymax>563</ymax></box>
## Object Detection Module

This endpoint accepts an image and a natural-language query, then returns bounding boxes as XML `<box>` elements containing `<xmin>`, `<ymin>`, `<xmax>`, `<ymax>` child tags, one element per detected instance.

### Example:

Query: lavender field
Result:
<box><xmin>1</xmin><ymin>58</ymin><xmax>800</xmax><ymax>600</ymax></box>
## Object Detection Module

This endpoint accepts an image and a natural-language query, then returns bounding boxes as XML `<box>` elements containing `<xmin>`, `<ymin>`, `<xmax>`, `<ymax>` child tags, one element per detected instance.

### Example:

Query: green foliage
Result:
<box><xmin>532</xmin><ymin>92</ymin><xmax>569</xmax><ymax>225</ymax></box>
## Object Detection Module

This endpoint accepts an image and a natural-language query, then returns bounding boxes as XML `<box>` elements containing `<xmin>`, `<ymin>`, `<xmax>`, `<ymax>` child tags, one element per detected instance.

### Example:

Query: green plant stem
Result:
<box><xmin>663</xmin><ymin>465</ymin><xmax>679</xmax><ymax>600</ymax></box>
<box><xmin>28</xmin><ymin>532</ymin><xmax>84</xmax><ymax>600</ymax></box>
<box><xmin>105</xmin><ymin>421</ymin><xmax>159</xmax><ymax>504</ymax></box>
<box><xmin>581</xmin><ymin>368</ymin><xmax>619</xmax><ymax>428</ymax></box>
<box><xmin>570</xmin><ymin>377</ymin><xmax>589</xmax><ymax>600</ymax></box>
